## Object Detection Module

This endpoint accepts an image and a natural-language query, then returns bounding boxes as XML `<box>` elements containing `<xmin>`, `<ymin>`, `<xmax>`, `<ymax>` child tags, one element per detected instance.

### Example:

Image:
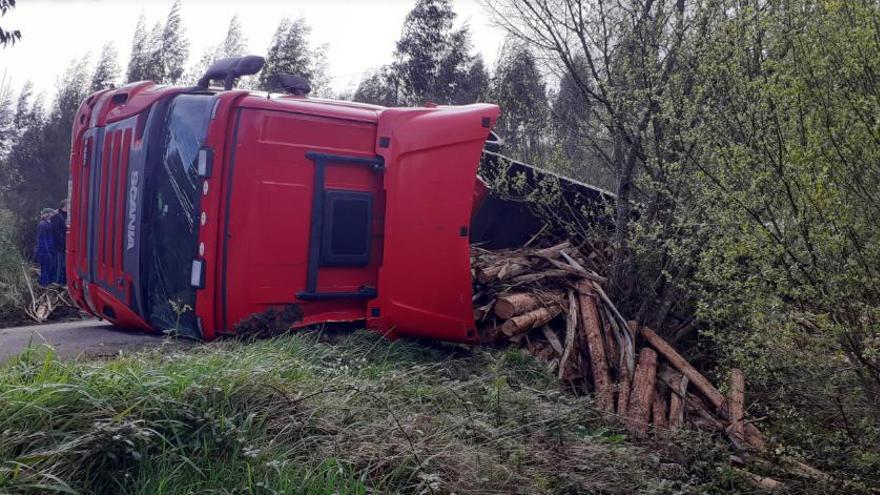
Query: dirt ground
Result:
<box><xmin>0</xmin><ymin>319</ymin><xmax>192</xmax><ymax>362</ymax></box>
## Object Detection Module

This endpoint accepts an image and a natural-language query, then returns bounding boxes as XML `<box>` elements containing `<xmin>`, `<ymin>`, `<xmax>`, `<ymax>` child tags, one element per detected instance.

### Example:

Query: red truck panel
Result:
<box><xmin>368</xmin><ymin>105</ymin><xmax>500</xmax><ymax>343</ymax></box>
<box><xmin>220</xmin><ymin>105</ymin><xmax>383</xmax><ymax>333</ymax></box>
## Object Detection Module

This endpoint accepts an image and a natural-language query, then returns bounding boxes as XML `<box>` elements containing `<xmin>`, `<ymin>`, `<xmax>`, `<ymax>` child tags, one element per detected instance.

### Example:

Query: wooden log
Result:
<box><xmin>651</xmin><ymin>386</ymin><xmax>668</xmax><ymax>430</ymax></box>
<box><xmin>635</xmin><ymin>323</ymin><xmax>726</xmax><ymax>411</ymax></box>
<box><xmin>732</xmin><ymin>469</ymin><xmax>784</xmax><ymax>491</ymax></box>
<box><xmin>604</xmin><ymin>306</ymin><xmax>631</xmax><ymax>374</ymax></box>
<box><xmin>541</xmin><ymin>324</ymin><xmax>564</xmax><ymax>355</ymax></box>
<box><xmin>542</xmin><ymin>252</ymin><xmax>608</xmax><ymax>284</ymax></box>
<box><xmin>531</xmin><ymin>241</ymin><xmax>571</xmax><ymax>258</ymax></box>
<box><xmin>558</xmin><ymin>291</ymin><xmax>580</xmax><ymax>380</ymax></box>
<box><xmin>476</xmin><ymin>265</ymin><xmax>503</xmax><ymax>283</ymax></box>
<box><xmin>780</xmin><ymin>456</ymin><xmax>834</xmax><ymax>484</ymax></box>
<box><xmin>745</xmin><ymin>424</ymin><xmax>767</xmax><ymax>452</ymax></box>
<box><xmin>617</xmin><ymin>372</ymin><xmax>631</xmax><ymax>415</ymax></box>
<box><xmin>560</xmin><ymin>250</ymin><xmax>608</xmax><ymax>284</ymax></box>
<box><xmin>603</xmin><ymin>320</ymin><xmax>620</xmax><ymax>375</ymax></box>
<box><xmin>728</xmin><ymin>369</ymin><xmax>745</xmax><ymax>444</ymax></box>
<box><xmin>577</xmin><ymin>279</ymin><xmax>614</xmax><ymax>413</ymax></box>
<box><xmin>510</xmin><ymin>269</ymin><xmax>572</xmax><ymax>285</ymax></box>
<box><xmin>500</xmin><ymin>306</ymin><xmax>563</xmax><ymax>337</ymax></box>
<box><xmin>497</xmin><ymin>262</ymin><xmax>532</xmax><ymax>281</ymax></box>
<box><xmin>476</xmin><ymin>256</ymin><xmax>532</xmax><ymax>283</ymax></box>
<box><xmin>626</xmin><ymin>348</ymin><xmax>658</xmax><ymax>436</ymax></box>
<box><xmin>667</xmin><ymin>370</ymin><xmax>689</xmax><ymax>430</ymax></box>
<box><xmin>495</xmin><ymin>291</ymin><xmax>563</xmax><ymax>319</ymax></box>
<box><xmin>686</xmin><ymin>393</ymin><xmax>725</xmax><ymax>432</ymax></box>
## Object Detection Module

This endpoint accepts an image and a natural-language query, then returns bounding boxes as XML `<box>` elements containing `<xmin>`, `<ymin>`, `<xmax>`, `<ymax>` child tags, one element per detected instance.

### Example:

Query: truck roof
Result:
<box><xmin>91</xmin><ymin>81</ymin><xmax>399</xmax><ymax>127</ymax></box>
<box><xmin>238</xmin><ymin>92</ymin><xmax>384</xmax><ymax>123</ymax></box>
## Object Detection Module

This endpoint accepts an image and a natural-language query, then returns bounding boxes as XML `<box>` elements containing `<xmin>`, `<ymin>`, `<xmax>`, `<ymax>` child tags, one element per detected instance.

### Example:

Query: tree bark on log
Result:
<box><xmin>617</xmin><ymin>372</ymin><xmax>631</xmax><ymax>415</ymax></box>
<box><xmin>510</xmin><ymin>269</ymin><xmax>572</xmax><ymax>285</ymax></box>
<box><xmin>728</xmin><ymin>369</ymin><xmax>745</xmax><ymax>444</ymax></box>
<box><xmin>687</xmin><ymin>393</ymin><xmax>725</xmax><ymax>431</ymax></box>
<box><xmin>636</xmin><ymin>323</ymin><xmax>726</xmax><ymax>411</ymax></box>
<box><xmin>541</xmin><ymin>324</ymin><xmax>564</xmax><ymax>355</ymax></box>
<box><xmin>626</xmin><ymin>348</ymin><xmax>658</xmax><ymax>436</ymax></box>
<box><xmin>558</xmin><ymin>291</ymin><xmax>580</xmax><ymax>380</ymax></box>
<box><xmin>497</xmin><ymin>262</ymin><xmax>532</xmax><ymax>281</ymax></box>
<box><xmin>532</xmin><ymin>241</ymin><xmax>571</xmax><ymax>257</ymax></box>
<box><xmin>651</xmin><ymin>386</ymin><xmax>668</xmax><ymax>430</ymax></box>
<box><xmin>745</xmin><ymin>424</ymin><xmax>766</xmax><ymax>452</ymax></box>
<box><xmin>578</xmin><ymin>280</ymin><xmax>614</xmax><ymax>413</ymax></box>
<box><xmin>501</xmin><ymin>306</ymin><xmax>563</xmax><ymax>337</ymax></box>
<box><xmin>603</xmin><ymin>320</ymin><xmax>620</xmax><ymax>375</ymax></box>
<box><xmin>667</xmin><ymin>371</ymin><xmax>689</xmax><ymax>430</ymax></box>
<box><xmin>495</xmin><ymin>291</ymin><xmax>562</xmax><ymax>319</ymax></box>
<box><xmin>733</xmin><ymin>469</ymin><xmax>784</xmax><ymax>491</ymax></box>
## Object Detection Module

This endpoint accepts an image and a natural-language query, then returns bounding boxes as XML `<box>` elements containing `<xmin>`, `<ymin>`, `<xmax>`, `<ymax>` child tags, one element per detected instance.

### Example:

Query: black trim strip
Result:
<box><xmin>296</xmin><ymin>287</ymin><xmax>377</xmax><ymax>301</ymax></box>
<box><xmin>220</xmin><ymin>108</ymin><xmax>243</xmax><ymax>333</ymax></box>
<box><xmin>305</xmin><ymin>151</ymin><xmax>384</xmax><ymax>168</ymax></box>
<box><xmin>304</xmin><ymin>153</ymin><xmax>325</xmax><ymax>292</ymax></box>
<box><xmin>300</xmin><ymin>151</ymin><xmax>383</xmax><ymax>300</ymax></box>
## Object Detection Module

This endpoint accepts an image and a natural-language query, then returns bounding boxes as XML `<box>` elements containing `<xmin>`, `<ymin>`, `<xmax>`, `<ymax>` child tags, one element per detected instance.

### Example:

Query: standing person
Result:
<box><xmin>35</xmin><ymin>208</ymin><xmax>55</xmax><ymax>287</ymax></box>
<box><xmin>50</xmin><ymin>199</ymin><xmax>68</xmax><ymax>284</ymax></box>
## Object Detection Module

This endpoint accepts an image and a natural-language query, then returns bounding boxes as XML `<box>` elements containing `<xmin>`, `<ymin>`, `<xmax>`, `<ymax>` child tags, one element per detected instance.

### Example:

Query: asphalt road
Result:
<box><xmin>0</xmin><ymin>319</ymin><xmax>190</xmax><ymax>362</ymax></box>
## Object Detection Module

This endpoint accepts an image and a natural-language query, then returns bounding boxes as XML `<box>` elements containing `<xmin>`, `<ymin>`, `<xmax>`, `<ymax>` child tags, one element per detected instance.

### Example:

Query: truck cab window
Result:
<box><xmin>143</xmin><ymin>94</ymin><xmax>214</xmax><ymax>337</ymax></box>
<box><xmin>320</xmin><ymin>190</ymin><xmax>372</xmax><ymax>266</ymax></box>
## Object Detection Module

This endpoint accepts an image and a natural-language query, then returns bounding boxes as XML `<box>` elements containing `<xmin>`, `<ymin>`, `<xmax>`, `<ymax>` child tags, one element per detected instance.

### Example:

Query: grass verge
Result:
<box><xmin>1</xmin><ymin>330</ymin><xmax>783</xmax><ymax>494</ymax></box>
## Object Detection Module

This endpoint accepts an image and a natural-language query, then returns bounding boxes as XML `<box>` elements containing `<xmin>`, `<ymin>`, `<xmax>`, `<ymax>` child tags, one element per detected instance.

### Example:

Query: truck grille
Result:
<box><xmin>85</xmin><ymin>119</ymin><xmax>137</xmax><ymax>303</ymax></box>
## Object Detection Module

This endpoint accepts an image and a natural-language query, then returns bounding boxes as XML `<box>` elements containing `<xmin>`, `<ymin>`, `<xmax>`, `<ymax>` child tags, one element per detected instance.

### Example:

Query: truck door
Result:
<box><xmin>367</xmin><ymin>105</ymin><xmax>500</xmax><ymax>343</ymax></box>
<box><xmin>221</xmin><ymin>107</ymin><xmax>383</xmax><ymax>332</ymax></box>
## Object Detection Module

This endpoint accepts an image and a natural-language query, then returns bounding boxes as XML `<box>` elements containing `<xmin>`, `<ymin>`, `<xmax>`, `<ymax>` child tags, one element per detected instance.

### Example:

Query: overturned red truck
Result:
<box><xmin>67</xmin><ymin>56</ymin><xmax>609</xmax><ymax>342</ymax></box>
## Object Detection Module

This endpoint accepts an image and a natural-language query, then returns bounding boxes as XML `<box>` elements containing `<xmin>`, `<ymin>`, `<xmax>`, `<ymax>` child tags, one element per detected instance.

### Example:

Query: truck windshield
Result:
<box><xmin>143</xmin><ymin>94</ymin><xmax>214</xmax><ymax>337</ymax></box>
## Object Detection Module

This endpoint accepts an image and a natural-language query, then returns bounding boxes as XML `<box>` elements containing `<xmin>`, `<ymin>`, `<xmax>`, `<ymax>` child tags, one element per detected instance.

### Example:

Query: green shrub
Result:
<box><xmin>0</xmin><ymin>209</ymin><xmax>32</xmax><ymax>326</ymax></box>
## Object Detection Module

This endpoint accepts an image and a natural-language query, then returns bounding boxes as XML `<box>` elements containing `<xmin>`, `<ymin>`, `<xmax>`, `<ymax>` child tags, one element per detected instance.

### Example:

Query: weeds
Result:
<box><xmin>0</xmin><ymin>331</ymin><xmax>778</xmax><ymax>494</ymax></box>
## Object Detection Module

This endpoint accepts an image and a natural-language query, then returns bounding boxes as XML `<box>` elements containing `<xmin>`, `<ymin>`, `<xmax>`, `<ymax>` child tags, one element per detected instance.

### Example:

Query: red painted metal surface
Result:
<box><xmin>194</xmin><ymin>91</ymin><xmax>244</xmax><ymax>339</ymax></box>
<box><xmin>67</xmin><ymin>81</ymin><xmax>501</xmax><ymax>343</ymax></box>
<box><xmin>367</xmin><ymin>105</ymin><xmax>499</xmax><ymax>343</ymax></box>
<box><xmin>219</xmin><ymin>102</ymin><xmax>383</xmax><ymax>334</ymax></box>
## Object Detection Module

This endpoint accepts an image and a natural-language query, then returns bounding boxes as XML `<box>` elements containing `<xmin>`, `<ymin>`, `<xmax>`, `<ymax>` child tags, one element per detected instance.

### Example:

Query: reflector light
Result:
<box><xmin>191</xmin><ymin>258</ymin><xmax>206</xmax><ymax>288</ymax></box>
<box><xmin>197</xmin><ymin>147</ymin><xmax>213</xmax><ymax>177</ymax></box>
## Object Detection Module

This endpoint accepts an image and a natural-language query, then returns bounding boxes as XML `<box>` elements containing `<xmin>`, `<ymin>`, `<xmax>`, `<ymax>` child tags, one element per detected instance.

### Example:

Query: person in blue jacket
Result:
<box><xmin>49</xmin><ymin>199</ymin><xmax>68</xmax><ymax>284</ymax></box>
<box><xmin>35</xmin><ymin>208</ymin><xmax>55</xmax><ymax>286</ymax></box>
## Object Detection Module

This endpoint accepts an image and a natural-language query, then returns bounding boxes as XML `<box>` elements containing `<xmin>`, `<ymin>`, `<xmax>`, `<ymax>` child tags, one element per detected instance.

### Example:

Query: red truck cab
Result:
<box><xmin>66</xmin><ymin>57</ymin><xmax>500</xmax><ymax>342</ymax></box>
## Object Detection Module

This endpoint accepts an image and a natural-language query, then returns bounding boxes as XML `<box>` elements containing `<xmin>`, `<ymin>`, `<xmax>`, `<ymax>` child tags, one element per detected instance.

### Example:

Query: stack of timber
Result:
<box><xmin>471</xmin><ymin>241</ymin><xmax>765</xmax><ymax>450</ymax></box>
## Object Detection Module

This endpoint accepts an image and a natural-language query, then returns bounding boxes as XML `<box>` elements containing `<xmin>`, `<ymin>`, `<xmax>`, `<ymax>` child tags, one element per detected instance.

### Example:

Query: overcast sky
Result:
<box><xmin>0</xmin><ymin>0</ymin><xmax>506</xmax><ymax>100</ymax></box>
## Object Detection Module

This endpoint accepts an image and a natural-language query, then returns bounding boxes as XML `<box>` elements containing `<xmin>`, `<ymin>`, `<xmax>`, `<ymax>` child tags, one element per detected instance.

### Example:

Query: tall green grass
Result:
<box><xmin>1</xmin><ymin>331</ymin><xmax>754</xmax><ymax>494</ymax></box>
